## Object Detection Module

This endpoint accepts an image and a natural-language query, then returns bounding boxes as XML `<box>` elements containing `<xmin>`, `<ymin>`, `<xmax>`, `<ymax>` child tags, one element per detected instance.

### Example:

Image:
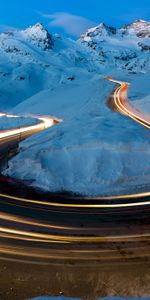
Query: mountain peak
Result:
<box><xmin>133</xmin><ymin>19</ymin><xmax>147</xmax><ymax>24</ymax></box>
<box><xmin>128</xmin><ymin>19</ymin><xmax>150</xmax><ymax>27</ymax></box>
<box><xmin>22</xmin><ymin>23</ymin><xmax>48</xmax><ymax>38</ymax></box>
<box><xmin>79</xmin><ymin>22</ymin><xmax>116</xmax><ymax>42</ymax></box>
<box><xmin>32</xmin><ymin>22</ymin><xmax>44</xmax><ymax>29</ymax></box>
<box><xmin>120</xmin><ymin>19</ymin><xmax>150</xmax><ymax>37</ymax></box>
<box><xmin>21</xmin><ymin>23</ymin><xmax>53</xmax><ymax>50</ymax></box>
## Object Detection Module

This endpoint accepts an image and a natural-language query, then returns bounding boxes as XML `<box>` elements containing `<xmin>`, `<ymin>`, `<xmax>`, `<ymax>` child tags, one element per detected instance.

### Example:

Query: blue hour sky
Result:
<box><xmin>0</xmin><ymin>0</ymin><xmax>150</xmax><ymax>37</ymax></box>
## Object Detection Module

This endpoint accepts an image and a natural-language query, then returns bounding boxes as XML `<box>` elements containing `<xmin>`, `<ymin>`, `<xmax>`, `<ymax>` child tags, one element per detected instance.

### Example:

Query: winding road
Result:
<box><xmin>0</xmin><ymin>81</ymin><xmax>150</xmax><ymax>265</ymax></box>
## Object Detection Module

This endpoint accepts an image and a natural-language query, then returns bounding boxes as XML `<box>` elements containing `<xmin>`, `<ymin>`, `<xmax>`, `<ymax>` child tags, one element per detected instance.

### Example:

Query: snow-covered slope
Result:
<box><xmin>0</xmin><ymin>23</ymin><xmax>96</xmax><ymax>110</ymax></box>
<box><xmin>2</xmin><ymin>20</ymin><xmax>150</xmax><ymax>195</ymax></box>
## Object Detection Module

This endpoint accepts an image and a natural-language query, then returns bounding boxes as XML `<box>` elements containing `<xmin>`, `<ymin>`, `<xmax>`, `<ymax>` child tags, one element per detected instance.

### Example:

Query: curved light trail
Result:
<box><xmin>106</xmin><ymin>76</ymin><xmax>150</xmax><ymax>129</ymax></box>
<box><xmin>1</xmin><ymin>190</ymin><xmax>150</xmax><ymax>208</ymax></box>
<box><xmin>0</xmin><ymin>113</ymin><xmax>61</xmax><ymax>140</ymax></box>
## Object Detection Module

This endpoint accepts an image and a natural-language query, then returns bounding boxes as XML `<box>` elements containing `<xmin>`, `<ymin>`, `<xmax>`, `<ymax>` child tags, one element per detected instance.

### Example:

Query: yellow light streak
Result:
<box><xmin>1</xmin><ymin>192</ymin><xmax>150</xmax><ymax>208</ymax></box>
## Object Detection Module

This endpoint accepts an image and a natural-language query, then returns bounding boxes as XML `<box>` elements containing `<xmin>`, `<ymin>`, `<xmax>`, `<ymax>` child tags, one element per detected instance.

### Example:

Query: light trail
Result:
<box><xmin>1</xmin><ymin>226</ymin><xmax>150</xmax><ymax>243</ymax></box>
<box><xmin>1</xmin><ymin>245</ymin><xmax>149</xmax><ymax>262</ymax></box>
<box><xmin>1</xmin><ymin>191</ymin><xmax>150</xmax><ymax>208</ymax></box>
<box><xmin>0</xmin><ymin>212</ymin><xmax>98</xmax><ymax>232</ymax></box>
<box><xmin>0</xmin><ymin>114</ymin><xmax>61</xmax><ymax>140</ymax></box>
<box><xmin>106</xmin><ymin>77</ymin><xmax>150</xmax><ymax>129</ymax></box>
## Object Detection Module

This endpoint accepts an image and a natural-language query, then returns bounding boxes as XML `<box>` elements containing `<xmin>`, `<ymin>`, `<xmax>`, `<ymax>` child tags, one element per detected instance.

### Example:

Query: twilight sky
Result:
<box><xmin>1</xmin><ymin>0</ymin><xmax>150</xmax><ymax>37</ymax></box>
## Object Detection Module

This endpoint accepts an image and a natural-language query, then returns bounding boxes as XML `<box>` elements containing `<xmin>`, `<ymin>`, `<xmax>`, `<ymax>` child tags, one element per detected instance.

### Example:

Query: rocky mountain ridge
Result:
<box><xmin>80</xmin><ymin>19</ymin><xmax>150</xmax><ymax>73</ymax></box>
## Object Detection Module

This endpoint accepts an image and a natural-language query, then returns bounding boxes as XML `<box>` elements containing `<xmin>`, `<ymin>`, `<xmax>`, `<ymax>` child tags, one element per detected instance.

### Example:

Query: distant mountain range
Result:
<box><xmin>0</xmin><ymin>19</ymin><xmax>150</xmax><ymax>109</ymax></box>
<box><xmin>80</xmin><ymin>19</ymin><xmax>150</xmax><ymax>72</ymax></box>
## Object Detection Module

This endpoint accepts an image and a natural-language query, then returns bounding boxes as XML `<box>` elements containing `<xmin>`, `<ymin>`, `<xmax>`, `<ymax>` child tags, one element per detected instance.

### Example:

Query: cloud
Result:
<box><xmin>39</xmin><ymin>12</ymin><xmax>96</xmax><ymax>36</ymax></box>
<box><xmin>0</xmin><ymin>24</ymin><xmax>17</xmax><ymax>32</ymax></box>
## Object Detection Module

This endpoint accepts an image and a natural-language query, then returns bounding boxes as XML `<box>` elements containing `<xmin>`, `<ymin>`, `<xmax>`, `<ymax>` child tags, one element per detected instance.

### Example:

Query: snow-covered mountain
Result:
<box><xmin>2</xmin><ymin>20</ymin><xmax>150</xmax><ymax>195</ymax></box>
<box><xmin>0</xmin><ymin>23</ymin><xmax>96</xmax><ymax>109</ymax></box>
<box><xmin>80</xmin><ymin>19</ymin><xmax>150</xmax><ymax>72</ymax></box>
<box><xmin>120</xmin><ymin>19</ymin><xmax>150</xmax><ymax>37</ymax></box>
<box><xmin>1</xmin><ymin>20</ymin><xmax>150</xmax><ymax>110</ymax></box>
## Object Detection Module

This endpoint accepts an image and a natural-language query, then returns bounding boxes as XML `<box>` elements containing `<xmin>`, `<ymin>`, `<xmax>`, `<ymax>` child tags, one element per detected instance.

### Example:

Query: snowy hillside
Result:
<box><xmin>0</xmin><ymin>23</ymin><xmax>96</xmax><ymax>110</ymax></box>
<box><xmin>2</xmin><ymin>20</ymin><xmax>150</xmax><ymax>195</ymax></box>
